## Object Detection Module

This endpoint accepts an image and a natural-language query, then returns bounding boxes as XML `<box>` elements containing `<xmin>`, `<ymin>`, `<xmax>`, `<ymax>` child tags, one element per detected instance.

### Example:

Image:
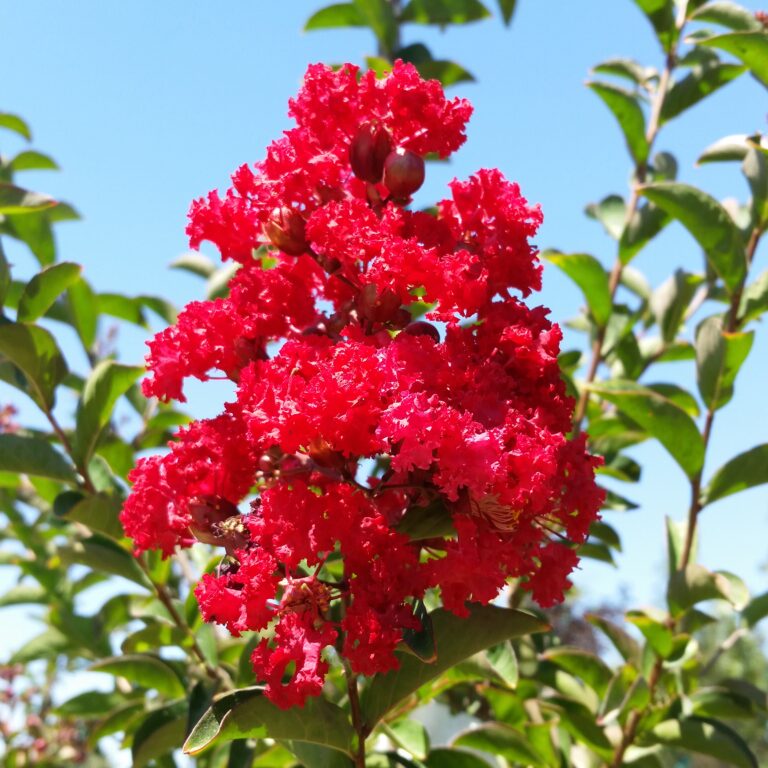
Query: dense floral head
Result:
<box><xmin>121</xmin><ymin>61</ymin><xmax>603</xmax><ymax>708</ymax></box>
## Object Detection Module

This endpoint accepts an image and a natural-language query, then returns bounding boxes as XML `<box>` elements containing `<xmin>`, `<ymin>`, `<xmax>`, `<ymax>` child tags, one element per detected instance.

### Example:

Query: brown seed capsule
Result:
<box><xmin>349</xmin><ymin>122</ymin><xmax>392</xmax><ymax>183</ymax></box>
<box><xmin>404</xmin><ymin>320</ymin><xmax>440</xmax><ymax>343</ymax></box>
<box><xmin>383</xmin><ymin>148</ymin><xmax>425</xmax><ymax>199</ymax></box>
<box><xmin>264</xmin><ymin>206</ymin><xmax>308</xmax><ymax>255</ymax></box>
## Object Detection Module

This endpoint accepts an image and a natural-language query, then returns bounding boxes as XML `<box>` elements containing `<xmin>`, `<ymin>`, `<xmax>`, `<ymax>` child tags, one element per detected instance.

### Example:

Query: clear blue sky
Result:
<box><xmin>1</xmin><ymin>0</ymin><xmax>766</xmax><ymax>619</ymax></box>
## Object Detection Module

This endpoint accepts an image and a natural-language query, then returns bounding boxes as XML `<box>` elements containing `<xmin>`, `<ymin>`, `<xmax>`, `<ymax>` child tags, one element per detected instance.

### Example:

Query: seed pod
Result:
<box><xmin>264</xmin><ymin>206</ymin><xmax>308</xmax><ymax>255</ymax></box>
<box><xmin>383</xmin><ymin>147</ymin><xmax>425</xmax><ymax>199</ymax></box>
<box><xmin>404</xmin><ymin>320</ymin><xmax>440</xmax><ymax>343</ymax></box>
<box><xmin>350</xmin><ymin>122</ymin><xmax>392</xmax><ymax>183</ymax></box>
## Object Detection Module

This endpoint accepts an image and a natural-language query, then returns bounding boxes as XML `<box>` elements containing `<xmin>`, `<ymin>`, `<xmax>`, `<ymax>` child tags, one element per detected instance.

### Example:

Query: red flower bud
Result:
<box><xmin>404</xmin><ymin>320</ymin><xmax>440</xmax><ymax>343</ymax></box>
<box><xmin>264</xmin><ymin>207</ymin><xmax>308</xmax><ymax>255</ymax></box>
<box><xmin>349</xmin><ymin>122</ymin><xmax>392</xmax><ymax>183</ymax></box>
<box><xmin>357</xmin><ymin>284</ymin><xmax>403</xmax><ymax>324</ymax></box>
<box><xmin>383</xmin><ymin>148</ymin><xmax>425</xmax><ymax>199</ymax></box>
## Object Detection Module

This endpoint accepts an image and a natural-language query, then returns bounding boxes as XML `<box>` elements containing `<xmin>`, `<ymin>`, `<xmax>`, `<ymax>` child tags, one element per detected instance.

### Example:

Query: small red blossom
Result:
<box><xmin>122</xmin><ymin>61</ymin><xmax>604</xmax><ymax>708</ymax></box>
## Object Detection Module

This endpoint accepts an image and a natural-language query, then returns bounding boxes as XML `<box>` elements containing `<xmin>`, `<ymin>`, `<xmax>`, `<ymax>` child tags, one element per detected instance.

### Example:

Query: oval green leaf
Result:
<box><xmin>183</xmin><ymin>686</ymin><xmax>354</xmax><ymax>756</ymax></box>
<box><xmin>702</xmin><ymin>443</ymin><xmax>768</xmax><ymax>505</ymax></box>
<box><xmin>587</xmin><ymin>81</ymin><xmax>649</xmax><ymax>164</ymax></box>
<box><xmin>699</xmin><ymin>32</ymin><xmax>768</xmax><ymax>88</ymax></box>
<box><xmin>361</xmin><ymin>605</ymin><xmax>548</xmax><ymax>727</ymax></box>
<box><xmin>641</xmin><ymin>182</ymin><xmax>747</xmax><ymax>293</ymax></box>
<box><xmin>90</xmin><ymin>654</ymin><xmax>186</xmax><ymax>698</ymax></box>
<box><xmin>588</xmin><ymin>380</ymin><xmax>705</xmax><ymax>478</ymax></box>
<box><xmin>17</xmin><ymin>262</ymin><xmax>82</xmax><ymax>322</ymax></box>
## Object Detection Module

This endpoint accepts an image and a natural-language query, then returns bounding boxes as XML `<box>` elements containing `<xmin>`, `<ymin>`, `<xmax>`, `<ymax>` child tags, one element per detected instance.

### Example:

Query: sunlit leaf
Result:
<box><xmin>361</xmin><ymin>605</ymin><xmax>548</xmax><ymax>727</ymax></box>
<box><xmin>17</xmin><ymin>262</ymin><xmax>81</xmax><ymax>322</ymax></box>
<box><xmin>640</xmin><ymin>182</ymin><xmax>746</xmax><ymax>293</ymax></box>
<box><xmin>0</xmin><ymin>184</ymin><xmax>56</xmax><ymax>215</ymax></box>
<box><xmin>91</xmin><ymin>654</ymin><xmax>186</xmax><ymax>698</ymax></box>
<box><xmin>588</xmin><ymin>81</ymin><xmax>649</xmax><ymax>164</ymax></box>
<box><xmin>703</xmin><ymin>443</ymin><xmax>768</xmax><ymax>505</ymax></box>
<box><xmin>699</xmin><ymin>32</ymin><xmax>768</xmax><ymax>89</ymax></box>
<box><xmin>183</xmin><ymin>686</ymin><xmax>354</xmax><ymax>756</ymax></box>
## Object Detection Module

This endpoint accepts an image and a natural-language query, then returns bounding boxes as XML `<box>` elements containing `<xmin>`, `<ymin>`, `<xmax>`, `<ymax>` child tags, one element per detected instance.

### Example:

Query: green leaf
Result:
<box><xmin>97</xmin><ymin>293</ymin><xmax>147</xmax><ymax>325</ymax></box>
<box><xmin>140</xmin><ymin>294</ymin><xmax>177</xmax><ymax>325</ymax></box>
<box><xmin>619</xmin><ymin>202</ymin><xmax>669</xmax><ymax>263</ymax></box>
<box><xmin>183</xmin><ymin>686</ymin><xmax>354</xmax><ymax>756</ymax></box>
<box><xmin>67</xmin><ymin>277</ymin><xmax>99</xmax><ymax>349</ymax></box>
<box><xmin>414</xmin><ymin>60</ymin><xmax>475</xmax><ymax>85</ymax></box>
<box><xmin>133</xmin><ymin>701</ymin><xmax>188</xmax><ymax>768</ymax></box>
<box><xmin>352</xmin><ymin>0</ymin><xmax>397</xmax><ymax>55</ymax></box>
<box><xmin>0</xmin><ymin>323</ymin><xmax>68</xmax><ymax>410</ymax></box>
<box><xmin>73</xmin><ymin>360</ymin><xmax>144</xmax><ymax>465</ymax></box>
<box><xmin>0</xmin><ymin>112</ymin><xmax>32</xmax><ymax>140</ymax></box>
<box><xmin>647</xmin><ymin>383</ymin><xmax>700</xmax><ymax>417</ymax></box>
<box><xmin>60</xmin><ymin>535</ymin><xmax>150</xmax><ymax>589</ymax></box>
<box><xmin>586</xmin><ymin>613</ymin><xmax>641</xmax><ymax>664</ymax></box>
<box><xmin>632</xmin><ymin>0</ymin><xmax>677</xmax><ymax>51</ymax></box>
<box><xmin>0</xmin><ymin>434</ymin><xmax>77</xmax><ymax>482</ymax></box>
<box><xmin>0</xmin><ymin>244</ymin><xmax>9</xmax><ymax>308</ymax></box>
<box><xmin>697</xmin><ymin>133</ymin><xmax>761</xmax><ymax>164</ymax></box>
<box><xmin>626</xmin><ymin>609</ymin><xmax>674</xmax><ymax>657</ymax></box>
<box><xmin>401</xmin><ymin>600</ymin><xmax>437</xmax><ymax>662</ymax></box>
<box><xmin>401</xmin><ymin>0</ymin><xmax>491</xmax><ymax>25</ymax></box>
<box><xmin>666</xmin><ymin>516</ymin><xmax>695</xmax><ymax>574</ymax></box>
<box><xmin>16</xmin><ymin>262</ymin><xmax>82</xmax><ymax>322</ymax></box>
<box><xmin>0</xmin><ymin>583</ymin><xmax>48</xmax><ymax>607</ymax></box>
<box><xmin>667</xmin><ymin>563</ymin><xmax>748</xmax><ymax>615</ymax></box>
<box><xmin>585</xmin><ymin>194</ymin><xmax>627</xmax><ymax>240</ymax></box>
<box><xmin>540</xmin><ymin>647</ymin><xmax>613</xmax><ymax>696</ymax></box>
<box><xmin>453</xmin><ymin>724</ymin><xmax>547</xmax><ymax>766</ymax></box>
<box><xmin>691</xmin><ymin>2</ymin><xmax>763</xmax><ymax>32</ymax></box>
<box><xmin>388</xmin><ymin>719</ymin><xmax>430</xmax><ymax>760</ymax></box>
<box><xmin>426</xmin><ymin>749</ymin><xmax>493</xmax><ymax>768</ymax></box>
<box><xmin>650</xmin><ymin>269</ymin><xmax>702</xmax><ymax>343</ymax></box>
<box><xmin>91</xmin><ymin>654</ymin><xmax>186</xmax><ymax>698</ymax></box>
<box><xmin>397</xmin><ymin>499</ymin><xmax>455</xmax><ymax>540</ymax></box>
<box><xmin>739</xmin><ymin>268</ymin><xmax>768</xmax><ymax>324</ymax></box>
<box><xmin>640</xmin><ymin>182</ymin><xmax>746</xmax><ymax>293</ymax></box>
<box><xmin>544</xmin><ymin>251</ymin><xmax>612</xmax><ymax>327</ymax></box>
<box><xmin>286</xmin><ymin>742</ymin><xmax>354</xmax><ymax>768</ymax></box>
<box><xmin>660</xmin><ymin>63</ymin><xmax>745</xmax><ymax>122</ymax></box>
<box><xmin>699</xmin><ymin>32</ymin><xmax>768</xmax><ymax>89</ymax></box>
<box><xmin>0</xmin><ymin>184</ymin><xmax>56</xmax><ymax>215</ymax></box>
<box><xmin>4</xmin><ymin>210</ymin><xmax>56</xmax><ymax>266</ymax></box>
<box><xmin>10</xmin><ymin>150</ymin><xmax>59</xmax><ymax>172</ymax></box>
<box><xmin>587</xmin><ymin>81</ymin><xmax>649</xmax><ymax>164</ymax></box>
<box><xmin>588</xmin><ymin>380</ymin><xmax>705</xmax><ymax>478</ymax></box>
<box><xmin>649</xmin><ymin>717</ymin><xmax>757</xmax><ymax>767</ymax></box>
<box><xmin>743</xmin><ymin>147</ymin><xmax>768</xmax><ymax>225</ymax></box>
<box><xmin>593</xmin><ymin>57</ymin><xmax>653</xmax><ymax>85</ymax></box>
<box><xmin>10</xmin><ymin>628</ymin><xmax>71</xmax><ymax>664</ymax></box>
<box><xmin>62</xmin><ymin>493</ymin><xmax>125</xmax><ymax>539</ymax></box>
<box><xmin>305</xmin><ymin>3</ymin><xmax>366</xmax><ymax>29</ymax></box>
<box><xmin>496</xmin><ymin>0</ymin><xmax>517</xmax><ymax>25</ymax></box>
<box><xmin>695</xmin><ymin>315</ymin><xmax>753</xmax><ymax>410</ymax></box>
<box><xmin>703</xmin><ymin>444</ymin><xmax>768</xmax><ymax>505</ymax></box>
<box><xmin>361</xmin><ymin>605</ymin><xmax>548</xmax><ymax>727</ymax></box>
<box><xmin>55</xmin><ymin>691</ymin><xmax>127</xmax><ymax>718</ymax></box>
<box><xmin>743</xmin><ymin>591</ymin><xmax>768</xmax><ymax>627</ymax></box>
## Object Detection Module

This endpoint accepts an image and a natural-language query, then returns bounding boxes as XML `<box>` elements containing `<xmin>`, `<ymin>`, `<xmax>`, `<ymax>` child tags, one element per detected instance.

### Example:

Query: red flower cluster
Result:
<box><xmin>121</xmin><ymin>62</ymin><xmax>603</xmax><ymax>708</ymax></box>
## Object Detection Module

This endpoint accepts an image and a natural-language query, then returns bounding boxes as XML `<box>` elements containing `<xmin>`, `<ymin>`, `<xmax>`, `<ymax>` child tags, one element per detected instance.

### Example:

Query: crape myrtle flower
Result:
<box><xmin>121</xmin><ymin>61</ymin><xmax>604</xmax><ymax>708</ymax></box>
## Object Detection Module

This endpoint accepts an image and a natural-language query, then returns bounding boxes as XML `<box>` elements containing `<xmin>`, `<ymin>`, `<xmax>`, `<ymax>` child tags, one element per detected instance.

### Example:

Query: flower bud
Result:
<box><xmin>383</xmin><ymin>148</ymin><xmax>425</xmax><ymax>199</ymax></box>
<box><xmin>404</xmin><ymin>320</ymin><xmax>440</xmax><ymax>343</ymax></box>
<box><xmin>349</xmin><ymin>122</ymin><xmax>392</xmax><ymax>183</ymax></box>
<box><xmin>357</xmin><ymin>284</ymin><xmax>403</xmax><ymax>324</ymax></box>
<box><xmin>188</xmin><ymin>496</ymin><xmax>240</xmax><ymax>546</ymax></box>
<box><xmin>264</xmin><ymin>207</ymin><xmax>308</xmax><ymax>255</ymax></box>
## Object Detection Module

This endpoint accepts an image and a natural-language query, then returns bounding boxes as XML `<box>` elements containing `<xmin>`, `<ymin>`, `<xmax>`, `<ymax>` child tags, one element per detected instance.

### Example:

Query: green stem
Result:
<box><xmin>137</xmin><ymin>556</ymin><xmax>233</xmax><ymax>689</ymax></box>
<box><xmin>343</xmin><ymin>657</ymin><xmax>368</xmax><ymax>768</ymax></box>
<box><xmin>573</xmin><ymin>14</ymin><xmax>684</xmax><ymax>432</ymax></box>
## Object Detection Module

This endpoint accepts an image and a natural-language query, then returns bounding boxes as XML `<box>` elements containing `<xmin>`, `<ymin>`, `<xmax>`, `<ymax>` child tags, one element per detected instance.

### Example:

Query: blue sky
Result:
<box><xmin>0</xmin><ymin>0</ymin><xmax>766</xmax><ymax>624</ymax></box>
